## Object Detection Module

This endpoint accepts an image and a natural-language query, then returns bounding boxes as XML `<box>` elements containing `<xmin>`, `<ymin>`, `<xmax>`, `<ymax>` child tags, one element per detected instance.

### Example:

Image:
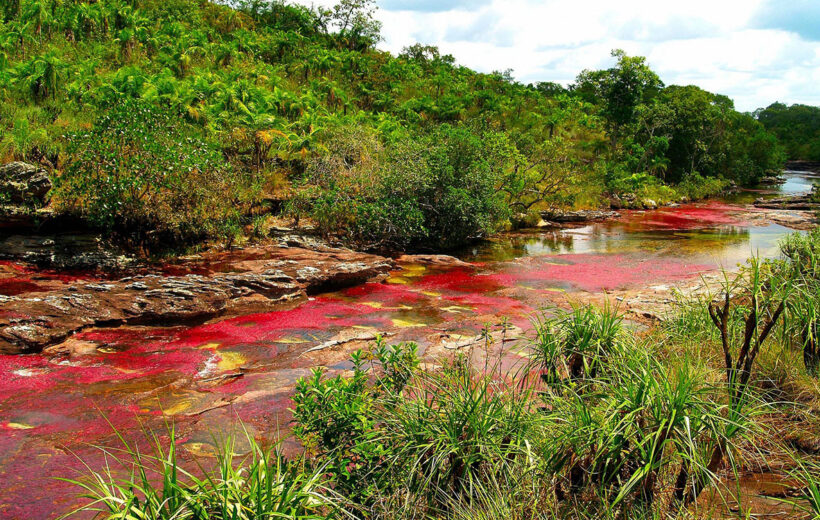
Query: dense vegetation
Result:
<box><xmin>1</xmin><ymin>0</ymin><xmax>786</xmax><ymax>251</ymax></box>
<box><xmin>65</xmin><ymin>230</ymin><xmax>820</xmax><ymax>519</ymax></box>
<box><xmin>756</xmin><ymin>103</ymin><xmax>820</xmax><ymax>161</ymax></box>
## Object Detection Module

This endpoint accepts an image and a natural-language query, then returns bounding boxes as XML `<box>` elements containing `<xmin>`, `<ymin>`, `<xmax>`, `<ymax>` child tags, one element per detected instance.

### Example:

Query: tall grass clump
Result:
<box><xmin>381</xmin><ymin>354</ymin><xmax>542</xmax><ymax>510</ymax></box>
<box><xmin>779</xmin><ymin>229</ymin><xmax>820</xmax><ymax>376</ymax></box>
<box><xmin>522</xmin><ymin>302</ymin><xmax>625</xmax><ymax>387</ymax></box>
<box><xmin>60</xmin><ymin>424</ymin><xmax>338</xmax><ymax>520</ymax></box>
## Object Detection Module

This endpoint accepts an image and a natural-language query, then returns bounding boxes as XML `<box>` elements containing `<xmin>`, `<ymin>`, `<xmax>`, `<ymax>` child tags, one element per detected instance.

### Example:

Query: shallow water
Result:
<box><xmin>0</xmin><ymin>173</ymin><xmax>815</xmax><ymax>519</ymax></box>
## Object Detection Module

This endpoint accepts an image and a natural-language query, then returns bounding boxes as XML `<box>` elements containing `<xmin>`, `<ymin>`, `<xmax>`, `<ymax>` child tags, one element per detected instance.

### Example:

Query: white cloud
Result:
<box><xmin>298</xmin><ymin>0</ymin><xmax>820</xmax><ymax>111</ymax></box>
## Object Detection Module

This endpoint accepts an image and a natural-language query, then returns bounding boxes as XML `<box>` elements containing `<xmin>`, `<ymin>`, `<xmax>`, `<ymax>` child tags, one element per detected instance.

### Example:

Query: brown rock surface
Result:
<box><xmin>396</xmin><ymin>254</ymin><xmax>474</xmax><ymax>268</ymax></box>
<box><xmin>0</xmin><ymin>246</ymin><xmax>393</xmax><ymax>354</ymax></box>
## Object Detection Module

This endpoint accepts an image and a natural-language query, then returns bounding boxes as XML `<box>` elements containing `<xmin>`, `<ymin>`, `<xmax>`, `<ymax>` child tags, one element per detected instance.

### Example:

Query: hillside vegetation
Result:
<box><xmin>0</xmin><ymin>0</ymin><xmax>785</xmax><ymax>250</ymax></box>
<box><xmin>756</xmin><ymin>103</ymin><xmax>820</xmax><ymax>162</ymax></box>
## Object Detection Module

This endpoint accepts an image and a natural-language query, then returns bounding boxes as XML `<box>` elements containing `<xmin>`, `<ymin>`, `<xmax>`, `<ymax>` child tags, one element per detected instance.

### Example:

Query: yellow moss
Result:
<box><xmin>217</xmin><ymin>351</ymin><xmax>246</xmax><ymax>371</ymax></box>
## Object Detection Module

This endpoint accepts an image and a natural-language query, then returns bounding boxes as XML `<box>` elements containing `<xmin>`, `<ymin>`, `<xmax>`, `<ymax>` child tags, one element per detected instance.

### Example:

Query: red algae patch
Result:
<box><xmin>618</xmin><ymin>202</ymin><xmax>750</xmax><ymax>231</ymax></box>
<box><xmin>510</xmin><ymin>253</ymin><xmax>713</xmax><ymax>292</ymax></box>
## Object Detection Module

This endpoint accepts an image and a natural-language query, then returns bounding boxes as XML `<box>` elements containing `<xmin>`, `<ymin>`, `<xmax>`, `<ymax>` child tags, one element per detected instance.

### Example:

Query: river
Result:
<box><xmin>0</xmin><ymin>172</ymin><xmax>816</xmax><ymax>518</ymax></box>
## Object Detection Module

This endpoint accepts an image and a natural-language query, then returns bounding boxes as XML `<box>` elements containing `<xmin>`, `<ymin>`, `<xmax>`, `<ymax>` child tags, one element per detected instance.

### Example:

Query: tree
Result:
<box><xmin>15</xmin><ymin>51</ymin><xmax>64</xmax><ymax>101</ymax></box>
<box><xmin>319</xmin><ymin>0</ymin><xmax>381</xmax><ymax>51</ymax></box>
<box><xmin>575</xmin><ymin>49</ymin><xmax>664</xmax><ymax>148</ymax></box>
<box><xmin>756</xmin><ymin>102</ymin><xmax>820</xmax><ymax>161</ymax></box>
<box><xmin>3</xmin><ymin>0</ymin><xmax>21</xmax><ymax>23</ymax></box>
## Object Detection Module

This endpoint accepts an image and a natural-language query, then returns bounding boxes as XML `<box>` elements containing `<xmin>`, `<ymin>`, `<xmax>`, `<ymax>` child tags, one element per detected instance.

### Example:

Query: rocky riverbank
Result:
<box><xmin>0</xmin><ymin>246</ymin><xmax>393</xmax><ymax>354</ymax></box>
<box><xmin>786</xmin><ymin>160</ymin><xmax>820</xmax><ymax>174</ymax></box>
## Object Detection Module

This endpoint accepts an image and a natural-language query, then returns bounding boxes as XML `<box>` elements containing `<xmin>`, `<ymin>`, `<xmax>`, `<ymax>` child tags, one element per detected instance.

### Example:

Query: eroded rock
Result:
<box><xmin>754</xmin><ymin>194</ymin><xmax>820</xmax><ymax>211</ymax></box>
<box><xmin>0</xmin><ymin>246</ymin><xmax>394</xmax><ymax>354</ymax></box>
<box><xmin>541</xmin><ymin>209</ymin><xmax>619</xmax><ymax>223</ymax></box>
<box><xmin>396</xmin><ymin>254</ymin><xmax>474</xmax><ymax>268</ymax></box>
<box><xmin>0</xmin><ymin>162</ymin><xmax>51</xmax><ymax>205</ymax></box>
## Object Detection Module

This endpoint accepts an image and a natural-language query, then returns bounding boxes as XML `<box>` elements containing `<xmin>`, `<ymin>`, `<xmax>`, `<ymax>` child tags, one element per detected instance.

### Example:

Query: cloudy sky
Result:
<box><xmin>302</xmin><ymin>0</ymin><xmax>820</xmax><ymax>112</ymax></box>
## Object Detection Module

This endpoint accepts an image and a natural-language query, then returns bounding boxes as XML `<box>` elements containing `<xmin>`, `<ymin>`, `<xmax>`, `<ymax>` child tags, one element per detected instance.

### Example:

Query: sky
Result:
<box><xmin>300</xmin><ymin>0</ymin><xmax>820</xmax><ymax>112</ymax></box>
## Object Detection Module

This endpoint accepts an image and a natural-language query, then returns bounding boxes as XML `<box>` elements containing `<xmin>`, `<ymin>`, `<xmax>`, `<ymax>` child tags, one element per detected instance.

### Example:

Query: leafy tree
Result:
<box><xmin>756</xmin><ymin>102</ymin><xmax>820</xmax><ymax>161</ymax></box>
<box><xmin>575</xmin><ymin>49</ymin><xmax>664</xmax><ymax>147</ymax></box>
<box><xmin>3</xmin><ymin>0</ymin><xmax>21</xmax><ymax>23</ymax></box>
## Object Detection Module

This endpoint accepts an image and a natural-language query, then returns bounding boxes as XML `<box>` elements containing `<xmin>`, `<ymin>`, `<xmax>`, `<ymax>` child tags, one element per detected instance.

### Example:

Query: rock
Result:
<box><xmin>0</xmin><ymin>233</ymin><xmax>136</xmax><ymax>271</ymax></box>
<box><xmin>758</xmin><ymin>176</ymin><xmax>786</xmax><ymax>185</ymax></box>
<box><xmin>0</xmin><ymin>246</ymin><xmax>394</xmax><ymax>354</ymax></box>
<box><xmin>642</xmin><ymin>199</ymin><xmax>657</xmax><ymax>209</ymax></box>
<box><xmin>786</xmin><ymin>161</ymin><xmax>820</xmax><ymax>174</ymax></box>
<box><xmin>754</xmin><ymin>194</ymin><xmax>820</xmax><ymax>211</ymax></box>
<box><xmin>397</xmin><ymin>254</ymin><xmax>474</xmax><ymax>268</ymax></box>
<box><xmin>0</xmin><ymin>162</ymin><xmax>52</xmax><ymax>205</ymax></box>
<box><xmin>540</xmin><ymin>209</ymin><xmax>619</xmax><ymax>223</ymax></box>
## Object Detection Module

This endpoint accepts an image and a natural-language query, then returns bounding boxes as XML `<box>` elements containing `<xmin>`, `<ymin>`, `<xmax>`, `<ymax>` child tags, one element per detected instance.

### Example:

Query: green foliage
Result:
<box><xmin>523</xmin><ymin>303</ymin><xmax>625</xmax><ymax>385</ymax></box>
<box><xmin>56</xmin><ymin>98</ymin><xmax>260</xmax><ymax>244</ymax></box>
<box><xmin>779</xmin><ymin>229</ymin><xmax>820</xmax><ymax>376</ymax></box>
<box><xmin>382</xmin><ymin>355</ymin><xmax>540</xmax><ymax>508</ymax></box>
<box><xmin>756</xmin><ymin>102</ymin><xmax>820</xmax><ymax>161</ymax></box>
<box><xmin>575</xmin><ymin>49</ymin><xmax>664</xmax><ymax>142</ymax></box>
<box><xmin>291</xmin><ymin>340</ymin><xmax>419</xmax><ymax>502</ymax></box>
<box><xmin>628</xmin><ymin>84</ymin><xmax>785</xmax><ymax>185</ymax></box>
<box><xmin>293</xmin><ymin>122</ymin><xmax>521</xmax><ymax>250</ymax></box>
<box><xmin>60</xmin><ymin>424</ymin><xmax>337</xmax><ymax>519</ymax></box>
<box><xmin>0</xmin><ymin>0</ymin><xmax>793</xmax><ymax>248</ymax></box>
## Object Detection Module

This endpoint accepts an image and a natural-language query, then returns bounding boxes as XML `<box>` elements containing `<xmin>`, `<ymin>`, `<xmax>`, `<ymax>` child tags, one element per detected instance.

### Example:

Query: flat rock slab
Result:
<box><xmin>541</xmin><ymin>209</ymin><xmax>620</xmax><ymax>223</ymax></box>
<box><xmin>0</xmin><ymin>246</ymin><xmax>393</xmax><ymax>354</ymax></box>
<box><xmin>754</xmin><ymin>194</ymin><xmax>820</xmax><ymax>211</ymax></box>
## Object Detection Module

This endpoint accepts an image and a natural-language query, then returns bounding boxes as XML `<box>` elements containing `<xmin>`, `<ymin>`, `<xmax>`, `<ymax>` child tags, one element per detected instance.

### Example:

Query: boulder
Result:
<box><xmin>0</xmin><ymin>162</ymin><xmax>52</xmax><ymax>206</ymax></box>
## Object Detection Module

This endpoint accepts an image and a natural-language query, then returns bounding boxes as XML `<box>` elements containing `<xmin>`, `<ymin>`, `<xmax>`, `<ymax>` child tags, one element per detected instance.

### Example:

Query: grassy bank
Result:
<box><xmin>61</xmin><ymin>229</ymin><xmax>820</xmax><ymax>519</ymax></box>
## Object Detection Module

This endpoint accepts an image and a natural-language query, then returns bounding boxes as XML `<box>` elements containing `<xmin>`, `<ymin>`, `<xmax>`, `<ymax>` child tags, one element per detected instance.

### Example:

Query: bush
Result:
<box><xmin>290</xmin><ymin>122</ymin><xmax>519</xmax><ymax>250</ymax></box>
<box><xmin>55</xmin><ymin>99</ymin><xmax>261</xmax><ymax>247</ymax></box>
<box><xmin>291</xmin><ymin>340</ymin><xmax>419</xmax><ymax>503</ymax></box>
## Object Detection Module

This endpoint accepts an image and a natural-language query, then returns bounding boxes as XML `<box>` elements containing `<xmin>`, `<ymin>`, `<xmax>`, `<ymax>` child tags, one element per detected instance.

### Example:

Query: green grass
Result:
<box><xmin>59</xmin><ymin>423</ymin><xmax>338</xmax><ymax>520</ymax></box>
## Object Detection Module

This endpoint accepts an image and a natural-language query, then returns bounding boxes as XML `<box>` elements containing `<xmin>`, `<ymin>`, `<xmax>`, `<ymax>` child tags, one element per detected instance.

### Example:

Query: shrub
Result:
<box><xmin>55</xmin><ymin>99</ymin><xmax>261</xmax><ymax>247</ymax></box>
<box><xmin>523</xmin><ymin>303</ymin><xmax>625</xmax><ymax>385</ymax></box>
<box><xmin>290</xmin><ymin>122</ymin><xmax>519</xmax><ymax>250</ymax></box>
<box><xmin>381</xmin><ymin>355</ymin><xmax>541</xmax><ymax>508</ymax></box>
<box><xmin>291</xmin><ymin>340</ymin><xmax>419</xmax><ymax>503</ymax></box>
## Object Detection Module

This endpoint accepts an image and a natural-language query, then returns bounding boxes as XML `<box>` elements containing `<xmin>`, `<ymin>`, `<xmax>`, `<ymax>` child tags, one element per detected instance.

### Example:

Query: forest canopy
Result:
<box><xmin>756</xmin><ymin>102</ymin><xmax>820</xmax><ymax>162</ymax></box>
<box><xmin>0</xmin><ymin>0</ymin><xmax>790</xmax><ymax>250</ymax></box>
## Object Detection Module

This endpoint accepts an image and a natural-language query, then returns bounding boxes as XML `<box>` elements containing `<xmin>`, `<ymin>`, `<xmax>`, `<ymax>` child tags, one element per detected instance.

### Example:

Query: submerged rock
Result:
<box><xmin>0</xmin><ymin>246</ymin><xmax>394</xmax><ymax>354</ymax></box>
<box><xmin>396</xmin><ymin>254</ymin><xmax>474</xmax><ymax>268</ymax></box>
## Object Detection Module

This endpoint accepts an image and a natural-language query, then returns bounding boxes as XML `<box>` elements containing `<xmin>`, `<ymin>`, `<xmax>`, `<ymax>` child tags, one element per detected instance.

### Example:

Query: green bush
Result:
<box><xmin>55</xmin><ymin>99</ymin><xmax>261</xmax><ymax>246</ymax></box>
<box><xmin>291</xmin><ymin>122</ymin><xmax>519</xmax><ymax>250</ymax></box>
<box><xmin>291</xmin><ymin>340</ymin><xmax>419</xmax><ymax>503</ymax></box>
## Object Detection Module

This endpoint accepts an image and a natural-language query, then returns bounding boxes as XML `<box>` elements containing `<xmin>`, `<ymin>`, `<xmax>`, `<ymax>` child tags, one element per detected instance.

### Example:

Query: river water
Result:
<box><xmin>0</xmin><ymin>172</ymin><xmax>816</xmax><ymax>518</ymax></box>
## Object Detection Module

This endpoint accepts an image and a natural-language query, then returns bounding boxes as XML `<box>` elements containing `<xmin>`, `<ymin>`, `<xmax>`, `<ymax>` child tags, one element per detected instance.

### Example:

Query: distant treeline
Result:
<box><xmin>756</xmin><ymin>103</ymin><xmax>820</xmax><ymax>162</ymax></box>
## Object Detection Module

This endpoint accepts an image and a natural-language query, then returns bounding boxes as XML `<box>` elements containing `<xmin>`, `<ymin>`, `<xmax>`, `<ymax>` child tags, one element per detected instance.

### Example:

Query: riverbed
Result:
<box><xmin>0</xmin><ymin>173</ymin><xmax>817</xmax><ymax>518</ymax></box>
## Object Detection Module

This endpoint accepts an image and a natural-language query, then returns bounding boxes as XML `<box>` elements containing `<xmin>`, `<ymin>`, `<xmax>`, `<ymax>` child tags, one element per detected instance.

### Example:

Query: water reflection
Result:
<box><xmin>457</xmin><ymin>172</ymin><xmax>814</xmax><ymax>269</ymax></box>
